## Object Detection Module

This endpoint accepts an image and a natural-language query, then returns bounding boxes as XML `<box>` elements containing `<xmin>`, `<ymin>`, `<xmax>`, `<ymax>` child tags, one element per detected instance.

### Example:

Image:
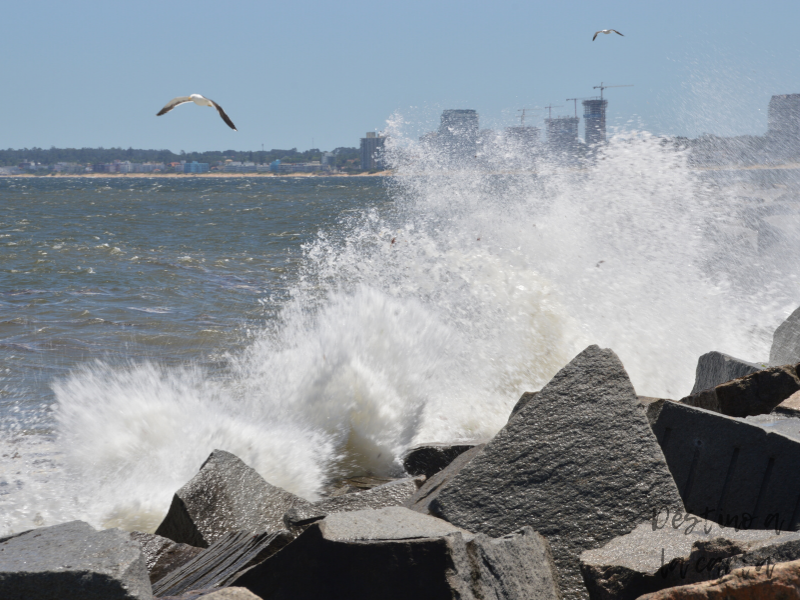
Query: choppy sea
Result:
<box><xmin>2</xmin><ymin>130</ymin><xmax>799</xmax><ymax>536</ymax></box>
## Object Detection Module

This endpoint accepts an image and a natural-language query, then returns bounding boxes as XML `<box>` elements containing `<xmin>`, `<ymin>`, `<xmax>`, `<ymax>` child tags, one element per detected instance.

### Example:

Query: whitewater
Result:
<box><xmin>2</xmin><ymin>125</ymin><xmax>798</xmax><ymax>537</ymax></box>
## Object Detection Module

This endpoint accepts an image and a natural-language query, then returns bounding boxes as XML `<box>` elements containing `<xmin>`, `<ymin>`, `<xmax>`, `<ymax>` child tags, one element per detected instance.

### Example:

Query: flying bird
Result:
<box><xmin>593</xmin><ymin>29</ymin><xmax>624</xmax><ymax>41</ymax></box>
<box><xmin>156</xmin><ymin>94</ymin><xmax>237</xmax><ymax>131</ymax></box>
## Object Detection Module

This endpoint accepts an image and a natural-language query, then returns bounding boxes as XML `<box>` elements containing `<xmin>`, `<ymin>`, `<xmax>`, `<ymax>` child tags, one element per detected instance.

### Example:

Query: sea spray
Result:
<box><xmin>1</xmin><ymin>125</ymin><xmax>790</xmax><ymax>536</ymax></box>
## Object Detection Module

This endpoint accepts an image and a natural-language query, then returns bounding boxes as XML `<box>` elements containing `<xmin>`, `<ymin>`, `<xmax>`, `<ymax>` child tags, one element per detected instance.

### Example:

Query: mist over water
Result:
<box><xmin>2</xmin><ymin>125</ymin><xmax>798</xmax><ymax>536</ymax></box>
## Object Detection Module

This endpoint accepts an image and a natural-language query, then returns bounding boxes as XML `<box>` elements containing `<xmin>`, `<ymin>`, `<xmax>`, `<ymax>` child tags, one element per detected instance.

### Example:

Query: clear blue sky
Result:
<box><xmin>2</xmin><ymin>0</ymin><xmax>798</xmax><ymax>153</ymax></box>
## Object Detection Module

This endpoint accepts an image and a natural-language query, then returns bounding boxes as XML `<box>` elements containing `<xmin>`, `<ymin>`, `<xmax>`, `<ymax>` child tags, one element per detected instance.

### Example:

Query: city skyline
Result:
<box><xmin>2</xmin><ymin>0</ymin><xmax>799</xmax><ymax>153</ymax></box>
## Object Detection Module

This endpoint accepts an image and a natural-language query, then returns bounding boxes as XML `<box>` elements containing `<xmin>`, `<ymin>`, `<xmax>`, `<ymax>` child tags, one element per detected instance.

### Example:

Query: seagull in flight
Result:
<box><xmin>593</xmin><ymin>29</ymin><xmax>624</xmax><ymax>41</ymax></box>
<box><xmin>156</xmin><ymin>94</ymin><xmax>237</xmax><ymax>131</ymax></box>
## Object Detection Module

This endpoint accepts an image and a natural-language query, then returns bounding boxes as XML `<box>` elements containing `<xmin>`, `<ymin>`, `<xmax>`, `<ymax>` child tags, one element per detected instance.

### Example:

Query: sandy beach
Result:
<box><xmin>0</xmin><ymin>170</ymin><xmax>394</xmax><ymax>178</ymax></box>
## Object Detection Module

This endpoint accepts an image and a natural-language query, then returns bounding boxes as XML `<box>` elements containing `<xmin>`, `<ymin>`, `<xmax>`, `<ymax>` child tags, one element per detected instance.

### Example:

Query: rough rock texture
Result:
<box><xmin>690</xmin><ymin>351</ymin><xmax>763</xmax><ymax>395</ymax></box>
<box><xmin>403</xmin><ymin>444</ymin><xmax>486</xmax><ymax>515</ymax></box>
<box><xmin>0</xmin><ymin>520</ymin><xmax>153</xmax><ymax>600</ymax></box>
<box><xmin>771</xmin><ymin>305</ymin><xmax>800</xmax><ymax>365</ymax></box>
<box><xmin>508</xmin><ymin>391</ymin><xmax>538</xmax><ymax>420</ymax></box>
<box><xmin>155</xmin><ymin>450</ymin><xmax>312</xmax><ymax>548</ymax></box>
<box><xmin>130</xmin><ymin>532</ymin><xmax>204</xmax><ymax>584</ymax></box>
<box><xmin>652</xmin><ymin>400</ymin><xmax>800</xmax><ymax>531</ymax></box>
<box><xmin>402</xmin><ymin>444</ymin><xmax>476</xmax><ymax>478</ymax></box>
<box><xmin>580</xmin><ymin>517</ymin><xmax>800</xmax><ymax>599</ymax></box>
<box><xmin>681</xmin><ymin>363</ymin><xmax>800</xmax><ymax>418</ymax></box>
<box><xmin>231</xmin><ymin>506</ymin><xmax>562</xmax><ymax>600</ymax></box>
<box><xmin>152</xmin><ymin>529</ymin><xmax>291</xmax><ymax>598</ymax></box>
<box><xmin>284</xmin><ymin>476</ymin><xmax>425</xmax><ymax>529</ymax></box>
<box><xmin>775</xmin><ymin>390</ymin><xmax>800</xmax><ymax>416</ymax></box>
<box><xmin>199</xmin><ymin>589</ymin><xmax>264</xmax><ymax>600</ymax></box>
<box><xmin>635</xmin><ymin>557</ymin><xmax>800</xmax><ymax>599</ymax></box>
<box><xmin>430</xmin><ymin>345</ymin><xmax>684</xmax><ymax>600</ymax></box>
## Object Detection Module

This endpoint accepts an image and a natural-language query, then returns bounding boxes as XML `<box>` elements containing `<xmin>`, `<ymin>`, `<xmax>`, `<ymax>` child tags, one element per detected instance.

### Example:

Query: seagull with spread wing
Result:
<box><xmin>156</xmin><ymin>94</ymin><xmax>237</xmax><ymax>131</ymax></box>
<box><xmin>593</xmin><ymin>29</ymin><xmax>624</xmax><ymax>41</ymax></box>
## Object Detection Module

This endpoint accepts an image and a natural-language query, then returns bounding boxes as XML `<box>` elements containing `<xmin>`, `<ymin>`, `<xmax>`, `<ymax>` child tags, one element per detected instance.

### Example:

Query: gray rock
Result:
<box><xmin>430</xmin><ymin>345</ymin><xmax>684</xmax><ymax>600</ymax></box>
<box><xmin>231</xmin><ymin>506</ymin><xmax>562</xmax><ymax>600</ymax></box>
<box><xmin>652</xmin><ymin>400</ymin><xmax>800</xmax><ymax>531</ymax></box>
<box><xmin>681</xmin><ymin>363</ymin><xmax>800</xmax><ymax>418</ymax></box>
<box><xmin>0</xmin><ymin>520</ymin><xmax>153</xmax><ymax>600</ymax></box>
<box><xmin>690</xmin><ymin>351</ymin><xmax>763</xmax><ymax>395</ymax></box>
<box><xmin>152</xmin><ymin>529</ymin><xmax>291</xmax><ymax>598</ymax></box>
<box><xmin>580</xmin><ymin>517</ymin><xmax>800</xmax><ymax>599</ymax></box>
<box><xmin>284</xmin><ymin>476</ymin><xmax>425</xmax><ymax>529</ymax></box>
<box><xmin>155</xmin><ymin>449</ymin><xmax>312</xmax><ymax>548</ymax></box>
<box><xmin>402</xmin><ymin>443</ymin><xmax>477</xmax><ymax>477</ymax></box>
<box><xmin>508</xmin><ymin>391</ymin><xmax>538</xmax><ymax>420</ymax></box>
<box><xmin>771</xmin><ymin>306</ymin><xmax>800</xmax><ymax>365</ymax></box>
<box><xmin>198</xmin><ymin>589</ymin><xmax>263</xmax><ymax>600</ymax></box>
<box><xmin>129</xmin><ymin>532</ymin><xmax>204</xmax><ymax>584</ymax></box>
<box><xmin>403</xmin><ymin>444</ymin><xmax>486</xmax><ymax>514</ymax></box>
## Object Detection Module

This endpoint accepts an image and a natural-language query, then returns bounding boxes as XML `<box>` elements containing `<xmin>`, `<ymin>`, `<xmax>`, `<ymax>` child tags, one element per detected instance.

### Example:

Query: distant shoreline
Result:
<box><xmin>0</xmin><ymin>171</ymin><xmax>393</xmax><ymax>178</ymax></box>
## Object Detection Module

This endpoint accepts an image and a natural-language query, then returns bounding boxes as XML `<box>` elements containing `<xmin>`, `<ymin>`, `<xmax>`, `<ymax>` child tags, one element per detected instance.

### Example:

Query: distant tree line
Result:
<box><xmin>0</xmin><ymin>146</ymin><xmax>362</xmax><ymax>170</ymax></box>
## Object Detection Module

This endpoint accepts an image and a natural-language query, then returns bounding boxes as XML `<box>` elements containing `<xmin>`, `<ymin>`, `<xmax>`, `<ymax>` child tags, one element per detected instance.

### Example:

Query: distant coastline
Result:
<box><xmin>0</xmin><ymin>170</ymin><xmax>393</xmax><ymax>178</ymax></box>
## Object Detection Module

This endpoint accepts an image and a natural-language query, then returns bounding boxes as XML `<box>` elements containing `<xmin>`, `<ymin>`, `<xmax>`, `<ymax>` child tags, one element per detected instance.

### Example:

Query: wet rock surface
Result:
<box><xmin>771</xmin><ymin>306</ymin><xmax>800</xmax><ymax>365</ymax></box>
<box><xmin>0</xmin><ymin>520</ymin><xmax>153</xmax><ymax>600</ymax></box>
<box><xmin>155</xmin><ymin>449</ymin><xmax>312</xmax><ymax>548</ymax></box>
<box><xmin>430</xmin><ymin>345</ymin><xmax>684</xmax><ymax>599</ymax></box>
<box><xmin>130</xmin><ymin>532</ymin><xmax>204</xmax><ymax>584</ymax></box>
<box><xmin>401</xmin><ymin>443</ymin><xmax>476</xmax><ymax>477</ymax></box>
<box><xmin>403</xmin><ymin>444</ymin><xmax>486</xmax><ymax>515</ymax></box>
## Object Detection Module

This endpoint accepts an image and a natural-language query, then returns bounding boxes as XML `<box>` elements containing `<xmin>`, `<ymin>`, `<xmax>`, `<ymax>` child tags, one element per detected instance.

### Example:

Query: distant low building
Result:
<box><xmin>183</xmin><ymin>161</ymin><xmax>209</xmax><ymax>173</ymax></box>
<box><xmin>269</xmin><ymin>160</ymin><xmax>330</xmax><ymax>174</ymax></box>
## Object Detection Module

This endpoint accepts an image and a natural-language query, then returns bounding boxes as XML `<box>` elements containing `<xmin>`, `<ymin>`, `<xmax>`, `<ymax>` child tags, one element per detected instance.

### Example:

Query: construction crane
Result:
<box><xmin>592</xmin><ymin>82</ymin><xmax>633</xmax><ymax>100</ymax></box>
<box><xmin>543</xmin><ymin>104</ymin><xmax>564</xmax><ymax>119</ymax></box>
<box><xmin>516</xmin><ymin>108</ymin><xmax>541</xmax><ymax>126</ymax></box>
<box><xmin>565</xmin><ymin>98</ymin><xmax>591</xmax><ymax>118</ymax></box>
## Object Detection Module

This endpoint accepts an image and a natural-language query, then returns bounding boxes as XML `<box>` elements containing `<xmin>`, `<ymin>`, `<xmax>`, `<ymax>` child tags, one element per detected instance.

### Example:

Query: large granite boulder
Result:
<box><xmin>771</xmin><ymin>306</ymin><xmax>800</xmax><ymax>365</ymax></box>
<box><xmin>580</xmin><ymin>516</ymin><xmax>800</xmax><ymax>599</ymax></box>
<box><xmin>681</xmin><ymin>363</ymin><xmax>800</xmax><ymax>418</ymax></box>
<box><xmin>429</xmin><ymin>345</ymin><xmax>684</xmax><ymax>600</ymax></box>
<box><xmin>690</xmin><ymin>351</ymin><xmax>763</xmax><ymax>394</ymax></box>
<box><xmin>284</xmin><ymin>476</ymin><xmax>425</xmax><ymax>529</ymax></box>
<box><xmin>152</xmin><ymin>529</ymin><xmax>291</xmax><ymax>598</ymax></box>
<box><xmin>403</xmin><ymin>444</ymin><xmax>486</xmax><ymax>515</ymax></box>
<box><xmin>652</xmin><ymin>400</ymin><xmax>800</xmax><ymax>531</ymax></box>
<box><xmin>0</xmin><ymin>520</ymin><xmax>152</xmax><ymax>600</ymax></box>
<box><xmin>402</xmin><ymin>444</ymin><xmax>476</xmax><ymax>477</ymax></box>
<box><xmin>155</xmin><ymin>449</ymin><xmax>312</xmax><ymax>547</ymax></box>
<box><xmin>635</xmin><ymin>557</ymin><xmax>800</xmax><ymax>599</ymax></box>
<box><xmin>231</xmin><ymin>506</ymin><xmax>562</xmax><ymax>600</ymax></box>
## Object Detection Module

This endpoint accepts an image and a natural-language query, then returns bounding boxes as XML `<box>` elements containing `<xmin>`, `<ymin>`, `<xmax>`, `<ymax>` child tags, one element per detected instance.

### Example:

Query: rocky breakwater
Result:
<box><xmin>8</xmin><ymin>308</ymin><xmax>800</xmax><ymax>599</ymax></box>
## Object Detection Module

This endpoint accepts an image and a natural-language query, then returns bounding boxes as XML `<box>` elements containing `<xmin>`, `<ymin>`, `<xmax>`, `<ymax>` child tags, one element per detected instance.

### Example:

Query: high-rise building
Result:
<box><xmin>582</xmin><ymin>99</ymin><xmax>608</xmax><ymax>146</ymax></box>
<box><xmin>545</xmin><ymin>117</ymin><xmax>579</xmax><ymax>154</ymax></box>
<box><xmin>768</xmin><ymin>94</ymin><xmax>800</xmax><ymax>138</ymax></box>
<box><xmin>360</xmin><ymin>132</ymin><xmax>386</xmax><ymax>170</ymax></box>
<box><xmin>438</xmin><ymin>109</ymin><xmax>480</xmax><ymax>157</ymax></box>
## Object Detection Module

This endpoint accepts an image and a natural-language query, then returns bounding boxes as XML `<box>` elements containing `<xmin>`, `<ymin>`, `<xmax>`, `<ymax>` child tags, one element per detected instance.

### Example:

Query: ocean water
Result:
<box><xmin>2</xmin><ymin>130</ymin><xmax>799</xmax><ymax>536</ymax></box>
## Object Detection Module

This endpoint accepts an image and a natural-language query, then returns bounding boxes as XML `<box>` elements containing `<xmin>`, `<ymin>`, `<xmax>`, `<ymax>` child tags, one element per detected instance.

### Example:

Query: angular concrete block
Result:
<box><xmin>284</xmin><ymin>476</ymin><xmax>424</xmax><ymax>529</ymax></box>
<box><xmin>652</xmin><ymin>400</ymin><xmax>800</xmax><ymax>532</ymax></box>
<box><xmin>580</xmin><ymin>517</ymin><xmax>800</xmax><ymax>599</ymax></box>
<box><xmin>0</xmin><ymin>520</ymin><xmax>153</xmax><ymax>600</ymax></box>
<box><xmin>690</xmin><ymin>351</ymin><xmax>763</xmax><ymax>395</ymax></box>
<box><xmin>231</xmin><ymin>507</ymin><xmax>562</xmax><ymax>600</ymax></box>
<box><xmin>682</xmin><ymin>363</ymin><xmax>800</xmax><ymax>418</ymax></box>
<box><xmin>430</xmin><ymin>345</ymin><xmax>684</xmax><ymax>600</ymax></box>
<box><xmin>402</xmin><ymin>443</ymin><xmax>476</xmax><ymax>478</ymax></box>
<box><xmin>155</xmin><ymin>449</ymin><xmax>312</xmax><ymax>547</ymax></box>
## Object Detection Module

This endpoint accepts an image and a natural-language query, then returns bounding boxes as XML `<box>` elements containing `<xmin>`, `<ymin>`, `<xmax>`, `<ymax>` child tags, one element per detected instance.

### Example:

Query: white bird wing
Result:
<box><xmin>207</xmin><ymin>99</ymin><xmax>238</xmax><ymax>131</ymax></box>
<box><xmin>156</xmin><ymin>96</ymin><xmax>193</xmax><ymax>116</ymax></box>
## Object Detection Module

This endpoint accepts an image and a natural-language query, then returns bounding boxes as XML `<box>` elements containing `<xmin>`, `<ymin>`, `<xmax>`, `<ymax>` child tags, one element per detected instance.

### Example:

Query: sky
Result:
<box><xmin>2</xmin><ymin>0</ymin><xmax>799</xmax><ymax>153</ymax></box>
